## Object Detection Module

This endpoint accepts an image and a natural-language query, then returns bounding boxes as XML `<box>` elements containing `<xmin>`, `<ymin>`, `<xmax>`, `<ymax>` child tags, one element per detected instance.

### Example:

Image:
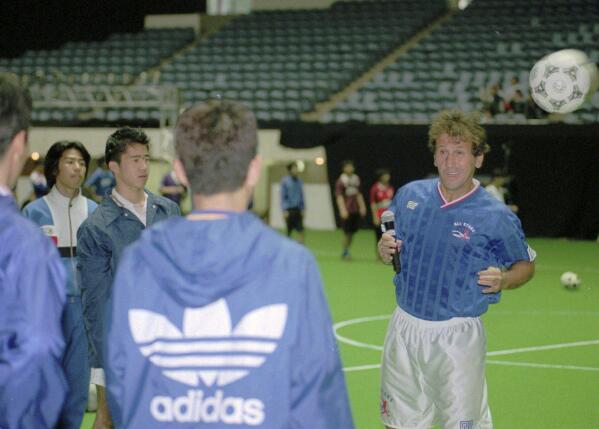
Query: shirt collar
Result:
<box><xmin>437</xmin><ymin>179</ymin><xmax>480</xmax><ymax>208</ymax></box>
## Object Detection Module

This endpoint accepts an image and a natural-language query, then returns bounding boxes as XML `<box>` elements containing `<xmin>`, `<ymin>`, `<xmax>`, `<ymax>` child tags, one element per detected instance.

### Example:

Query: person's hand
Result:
<box><xmin>478</xmin><ymin>267</ymin><xmax>504</xmax><ymax>293</ymax></box>
<box><xmin>373</xmin><ymin>217</ymin><xmax>381</xmax><ymax>227</ymax></box>
<box><xmin>378</xmin><ymin>232</ymin><xmax>401</xmax><ymax>264</ymax></box>
<box><xmin>359</xmin><ymin>207</ymin><xmax>367</xmax><ymax>217</ymax></box>
<box><xmin>340</xmin><ymin>209</ymin><xmax>348</xmax><ymax>220</ymax></box>
<box><xmin>283</xmin><ymin>211</ymin><xmax>289</xmax><ymax>220</ymax></box>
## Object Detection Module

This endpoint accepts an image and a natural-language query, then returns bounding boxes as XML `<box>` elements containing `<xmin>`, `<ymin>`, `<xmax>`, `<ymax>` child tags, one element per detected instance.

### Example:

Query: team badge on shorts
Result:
<box><xmin>460</xmin><ymin>420</ymin><xmax>474</xmax><ymax>429</ymax></box>
<box><xmin>380</xmin><ymin>390</ymin><xmax>394</xmax><ymax>418</ymax></box>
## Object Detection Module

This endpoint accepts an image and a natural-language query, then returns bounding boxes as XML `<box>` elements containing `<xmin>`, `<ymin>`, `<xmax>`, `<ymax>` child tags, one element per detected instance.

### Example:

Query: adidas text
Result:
<box><xmin>151</xmin><ymin>389</ymin><xmax>264</xmax><ymax>425</ymax></box>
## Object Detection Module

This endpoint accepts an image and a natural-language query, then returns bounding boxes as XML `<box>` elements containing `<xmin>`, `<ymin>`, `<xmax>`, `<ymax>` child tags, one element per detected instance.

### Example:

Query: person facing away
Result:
<box><xmin>369</xmin><ymin>168</ymin><xmax>394</xmax><ymax>258</ymax></box>
<box><xmin>335</xmin><ymin>159</ymin><xmax>367</xmax><ymax>260</ymax></box>
<box><xmin>104</xmin><ymin>100</ymin><xmax>354</xmax><ymax>428</ymax></box>
<box><xmin>0</xmin><ymin>73</ymin><xmax>68</xmax><ymax>429</ymax></box>
<box><xmin>22</xmin><ymin>140</ymin><xmax>97</xmax><ymax>429</ymax></box>
<box><xmin>85</xmin><ymin>156</ymin><xmax>116</xmax><ymax>202</ymax></box>
<box><xmin>378</xmin><ymin>109</ymin><xmax>536</xmax><ymax>429</ymax></box>
<box><xmin>280</xmin><ymin>161</ymin><xmax>305</xmax><ymax>243</ymax></box>
<box><xmin>77</xmin><ymin>127</ymin><xmax>180</xmax><ymax>429</ymax></box>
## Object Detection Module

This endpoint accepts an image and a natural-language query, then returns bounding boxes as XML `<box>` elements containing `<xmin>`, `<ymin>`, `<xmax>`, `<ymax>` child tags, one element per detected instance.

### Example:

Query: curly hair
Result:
<box><xmin>174</xmin><ymin>100</ymin><xmax>257</xmax><ymax>195</ymax></box>
<box><xmin>428</xmin><ymin>109</ymin><xmax>489</xmax><ymax>156</ymax></box>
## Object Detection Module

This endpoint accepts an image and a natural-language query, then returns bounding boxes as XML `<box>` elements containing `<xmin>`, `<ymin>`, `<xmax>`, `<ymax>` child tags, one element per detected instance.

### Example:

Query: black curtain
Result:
<box><xmin>0</xmin><ymin>0</ymin><xmax>205</xmax><ymax>57</ymax></box>
<box><xmin>280</xmin><ymin>122</ymin><xmax>599</xmax><ymax>239</ymax></box>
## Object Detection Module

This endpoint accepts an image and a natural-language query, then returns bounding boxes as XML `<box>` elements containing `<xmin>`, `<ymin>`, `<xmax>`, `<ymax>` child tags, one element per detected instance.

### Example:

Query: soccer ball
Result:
<box><xmin>529</xmin><ymin>49</ymin><xmax>599</xmax><ymax>114</ymax></box>
<box><xmin>560</xmin><ymin>271</ymin><xmax>581</xmax><ymax>289</ymax></box>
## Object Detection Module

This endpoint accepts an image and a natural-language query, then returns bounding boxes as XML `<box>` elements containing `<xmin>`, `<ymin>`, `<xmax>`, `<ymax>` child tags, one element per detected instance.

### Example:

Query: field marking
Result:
<box><xmin>334</xmin><ymin>315</ymin><xmax>388</xmax><ymax>351</ymax></box>
<box><xmin>487</xmin><ymin>339</ymin><xmax>599</xmax><ymax>356</ymax></box>
<box><xmin>335</xmin><ymin>315</ymin><xmax>599</xmax><ymax>373</ymax></box>
<box><xmin>486</xmin><ymin>360</ymin><xmax>599</xmax><ymax>372</ymax></box>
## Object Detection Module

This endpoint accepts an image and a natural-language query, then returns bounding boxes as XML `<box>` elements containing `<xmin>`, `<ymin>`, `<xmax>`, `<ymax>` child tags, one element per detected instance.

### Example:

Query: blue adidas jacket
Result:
<box><xmin>0</xmin><ymin>194</ymin><xmax>68</xmax><ymax>429</ymax></box>
<box><xmin>104</xmin><ymin>211</ymin><xmax>354</xmax><ymax>428</ymax></box>
<box><xmin>77</xmin><ymin>191</ymin><xmax>180</xmax><ymax>369</ymax></box>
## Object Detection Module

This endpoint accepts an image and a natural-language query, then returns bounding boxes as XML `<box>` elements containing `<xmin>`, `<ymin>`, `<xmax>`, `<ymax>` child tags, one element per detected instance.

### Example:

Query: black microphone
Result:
<box><xmin>380</xmin><ymin>210</ymin><xmax>401</xmax><ymax>273</ymax></box>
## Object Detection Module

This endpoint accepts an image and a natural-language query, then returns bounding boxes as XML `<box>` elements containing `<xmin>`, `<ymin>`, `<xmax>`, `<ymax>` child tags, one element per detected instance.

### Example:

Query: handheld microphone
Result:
<box><xmin>380</xmin><ymin>210</ymin><xmax>401</xmax><ymax>273</ymax></box>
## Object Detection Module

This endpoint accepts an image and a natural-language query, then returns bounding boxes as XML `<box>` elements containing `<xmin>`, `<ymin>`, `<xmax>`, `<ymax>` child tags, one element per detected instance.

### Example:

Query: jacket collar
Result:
<box><xmin>101</xmin><ymin>189</ymin><xmax>165</xmax><ymax>225</ymax></box>
<box><xmin>0</xmin><ymin>193</ymin><xmax>17</xmax><ymax>212</ymax></box>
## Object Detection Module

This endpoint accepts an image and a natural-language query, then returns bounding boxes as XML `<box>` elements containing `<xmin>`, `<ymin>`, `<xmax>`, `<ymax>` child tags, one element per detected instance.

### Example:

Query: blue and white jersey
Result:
<box><xmin>85</xmin><ymin>168</ymin><xmax>115</xmax><ymax>198</ymax></box>
<box><xmin>104</xmin><ymin>211</ymin><xmax>353</xmax><ymax>428</ymax></box>
<box><xmin>23</xmin><ymin>186</ymin><xmax>97</xmax><ymax>296</ymax></box>
<box><xmin>390</xmin><ymin>179</ymin><xmax>535</xmax><ymax>321</ymax></box>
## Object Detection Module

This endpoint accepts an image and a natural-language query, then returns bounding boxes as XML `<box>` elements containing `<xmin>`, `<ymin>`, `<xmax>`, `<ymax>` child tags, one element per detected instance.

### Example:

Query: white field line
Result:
<box><xmin>335</xmin><ymin>315</ymin><xmax>599</xmax><ymax>373</ymax></box>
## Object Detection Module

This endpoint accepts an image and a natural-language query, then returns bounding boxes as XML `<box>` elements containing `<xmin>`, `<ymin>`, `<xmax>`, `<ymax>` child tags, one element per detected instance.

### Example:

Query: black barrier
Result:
<box><xmin>280</xmin><ymin>122</ymin><xmax>599</xmax><ymax>239</ymax></box>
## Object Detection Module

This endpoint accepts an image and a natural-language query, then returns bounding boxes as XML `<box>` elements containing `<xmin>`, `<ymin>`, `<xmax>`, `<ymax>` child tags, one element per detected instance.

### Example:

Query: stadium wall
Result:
<box><xmin>280</xmin><ymin>122</ymin><xmax>599</xmax><ymax>240</ymax></box>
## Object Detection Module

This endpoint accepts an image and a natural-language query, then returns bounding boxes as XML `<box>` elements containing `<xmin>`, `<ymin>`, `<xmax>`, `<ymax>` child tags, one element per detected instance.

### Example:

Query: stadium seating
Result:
<box><xmin>160</xmin><ymin>0</ymin><xmax>446</xmax><ymax>121</ymax></box>
<box><xmin>0</xmin><ymin>28</ymin><xmax>194</xmax><ymax>85</ymax></box>
<box><xmin>329</xmin><ymin>0</ymin><xmax>599</xmax><ymax>123</ymax></box>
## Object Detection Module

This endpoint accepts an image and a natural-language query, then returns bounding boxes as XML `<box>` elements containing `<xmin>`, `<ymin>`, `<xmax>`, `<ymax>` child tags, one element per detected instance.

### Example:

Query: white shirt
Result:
<box><xmin>112</xmin><ymin>189</ymin><xmax>148</xmax><ymax>226</ymax></box>
<box><xmin>43</xmin><ymin>186</ymin><xmax>89</xmax><ymax>248</ymax></box>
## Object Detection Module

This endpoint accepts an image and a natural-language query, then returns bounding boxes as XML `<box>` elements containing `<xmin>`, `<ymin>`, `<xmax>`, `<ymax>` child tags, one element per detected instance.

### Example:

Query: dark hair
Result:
<box><xmin>375</xmin><ymin>168</ymin><xmax>390</xmax><ymax>181</ymax></box>
<box><xmin>341</xmin><ymin>160</ymin><xmax>354</xmax><ymax>169</ymax></box>
<box><xmin>0</xmin><ymin>73</ymin><xmax>32</xmax><ymax>158</ymax></box>
<box><xmin>105</xmin><ymin>127</ymin><xmax>150</xmax><ymax>164</ymax></box>
<box><xmin>44</xmin><ymin>140</ymin><xmax>91</xmax><ymax>189</ymax></box>
<box><xmin>286</xmin><ymin>161</ymin><xmax>297</xmax><ymax>172</ymax></box>
<box><xmin>175</xmin><ymin>99</ymin><xmax>257</xmax><ymax>195</ymax></box>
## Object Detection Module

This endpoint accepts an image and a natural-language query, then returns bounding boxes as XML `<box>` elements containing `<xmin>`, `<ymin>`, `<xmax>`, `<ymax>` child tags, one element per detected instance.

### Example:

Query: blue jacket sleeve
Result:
<box><xmin>77</xmin><ymin>219</ymin><xmax>112</xmax><ymax>369</ymax></box>
<box><xmin>0</xmin><ymin>237</ymin><xmax>68</xmax><ymax>429</ymax></box>
<box><xmin>289</xmin><ymin>254</ymin><xmax>355</xmax><ymax>429</ymax></box>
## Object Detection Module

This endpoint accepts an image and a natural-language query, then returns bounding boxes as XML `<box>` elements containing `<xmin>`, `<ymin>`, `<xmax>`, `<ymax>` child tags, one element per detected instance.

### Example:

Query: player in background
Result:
<box><xmin>85</xmin><ymin>156</ymin><xmax>115</xmax><ymax>202</ymax></box>
<box><xmin>280</xmin><ymin>161</ymin><xmax>305</xmax><ymax>243</ymax></box>
<box><xmin>77</xmin><ymin>127</ymin><xmax>180</xmax><ymax>429</ymax></box>
<box><xmin>335</xmin><ymin>160</ymin><xmax>366</xmax><ymax>260</ymax></box>
<box><xmin>23</xmin><ymin>140</ymin><xmax>97</xmax><ymax>429</ymax></box>
<box><xmin>378</xmin><ymin>109</ymin><xmax>535</xmax><ymax>429</ymax></box>
<box><xmin>369</xmin><ymin>168</ymin><xmax>394</xmax><ymax>259</ymax></box>
<box><xmin>104</xmin><ymin>100</ymin><xmax>354</xmax><ymax>428</ymax></box>
<box><xmin>0</xmin><ymin>73</ymin><xmax>68</xmax><ymax>428</ymax></box>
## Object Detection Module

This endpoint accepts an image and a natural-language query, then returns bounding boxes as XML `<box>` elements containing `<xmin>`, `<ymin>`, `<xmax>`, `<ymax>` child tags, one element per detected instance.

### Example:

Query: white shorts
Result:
<box><xmin>380</xmin><ymin>306</ymin><xmax>492</xmax><ymax>429</ymax></box>
<box><xmin>90</xmin><ymin>367</ymin><xmax>106</xmax><ymax>387</ymax></box>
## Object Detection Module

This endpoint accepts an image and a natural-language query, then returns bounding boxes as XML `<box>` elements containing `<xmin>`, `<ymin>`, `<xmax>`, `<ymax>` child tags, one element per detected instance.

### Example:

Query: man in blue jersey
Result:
<box><xmin>0</xmin><ymin>73</ymin><xmax>68</xmax><ymax>428</ymax></box>
<box><xmin>378</xmin><ymin>109</ymin><xmax>535</xmax><ymax>429</ymax></box>
<box><xmin>104</xmin><ymin>100</ymin><xmax>354</xmax><ymax>428</ymax></box>
<box><xmin>77</xmin><ymin>127</ymin><xmax>180</xmax><ymax>429</ymax></box>
<box><xmin>280</xmin><ymin>161</ymin><xmax>305</xmax><ymax>243</ymax></box>
<box><xmin>23</xmin><ymin>140</ymin><xmax>97</xmax><ymax>429</ymax></box>
<box><xmin>85</xmin><ymin>156</ymin><xmax>115</xmax><ymax>202</ymax></box>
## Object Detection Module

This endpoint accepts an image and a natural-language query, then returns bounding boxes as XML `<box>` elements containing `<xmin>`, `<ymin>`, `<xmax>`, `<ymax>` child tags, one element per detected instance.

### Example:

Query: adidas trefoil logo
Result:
<box><xmin>129</xmin><ymin>299</ymin><xmax>288</xmax><ymax>388</ymax></box>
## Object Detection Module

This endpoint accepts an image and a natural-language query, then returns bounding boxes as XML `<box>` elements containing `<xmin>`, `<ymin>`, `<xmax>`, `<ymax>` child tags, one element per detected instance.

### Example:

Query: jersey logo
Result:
<box><xmin>129</xmin><ymin>299</ymin><xmax>288</xmax><ymax>388</ymax></box>
<box><xmin>452</xmin><ymin>221</ymin><xmax>476</xmax><ymax>241</ymax></box>
<box><xmin>527</xmin><ymin>245</ymin><xmax>537</xmax><ymax>261</ymax></box>
<box><xmin>460</xmin><ymin>421</ymin><xmax>474</xmax><ymax>429</ymax></box>
<box><xmin>406</xmin><ymin>201</ymin><xmax>418</xmax><ymax>210</ymax></box>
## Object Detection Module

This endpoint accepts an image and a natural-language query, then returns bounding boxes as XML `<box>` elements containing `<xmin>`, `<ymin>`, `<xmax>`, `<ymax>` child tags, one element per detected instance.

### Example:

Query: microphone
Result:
<box><xmin>380</xmin><ymin>210</ymin><xmax>401</xmax><ymax>273</ymax></box>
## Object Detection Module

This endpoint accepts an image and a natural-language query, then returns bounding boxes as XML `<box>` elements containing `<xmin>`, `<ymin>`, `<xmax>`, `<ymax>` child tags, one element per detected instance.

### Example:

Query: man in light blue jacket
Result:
<box><xmin>23</xmin><ymin>140</ymin><xmax>97</xmax><ymax>429</ymax></box>
<box><xmin>0</xmin><ymin>73</ymin><xmax>67</xmax><ymax>429</ymax></box>
<box><xmin>104</xmin><ymin>100</ymin><xmax>354</xmax><ymax>428</ymax></box>
<box><xmin>77</xmin><ymin>127</ymin><xmax>180</xmax><ymax>428</ymax></box>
